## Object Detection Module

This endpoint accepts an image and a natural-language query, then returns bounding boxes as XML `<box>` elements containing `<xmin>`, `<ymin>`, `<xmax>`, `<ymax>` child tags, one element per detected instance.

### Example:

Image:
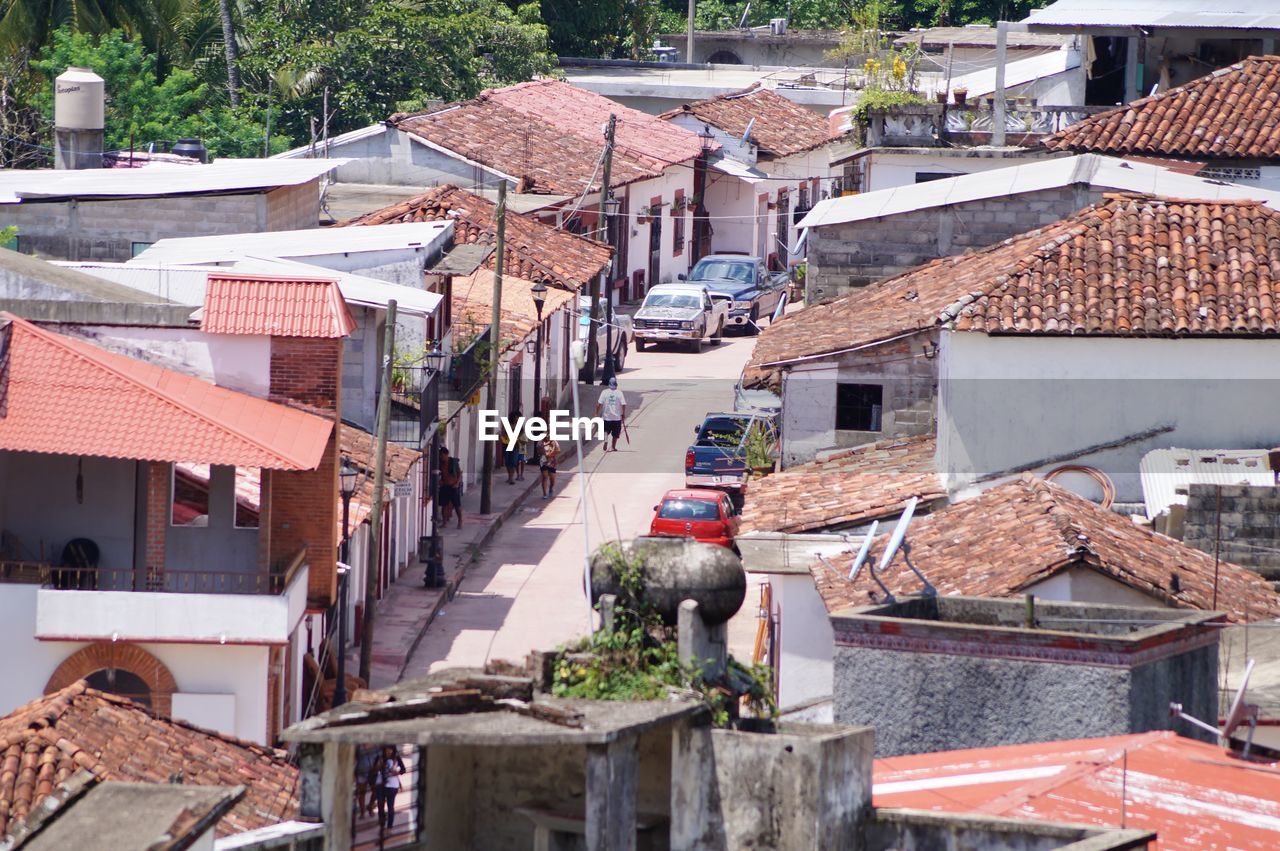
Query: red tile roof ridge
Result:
<box><xmin>0</xmin><ymin>314</ymin><xmax>330</xmax><ymax>470</ymax></box>
<box><xmin>203</xmin><ymin>273</ymin><xmax>356</xmax><ymax>339</ymax></box>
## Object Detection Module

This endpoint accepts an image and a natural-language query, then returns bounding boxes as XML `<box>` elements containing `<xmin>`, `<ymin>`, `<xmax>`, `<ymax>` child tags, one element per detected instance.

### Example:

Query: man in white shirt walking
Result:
<box><xmin>596</xmin><ymin>377</ymin><xmax>627</xmax><ymax>452</ymax></box>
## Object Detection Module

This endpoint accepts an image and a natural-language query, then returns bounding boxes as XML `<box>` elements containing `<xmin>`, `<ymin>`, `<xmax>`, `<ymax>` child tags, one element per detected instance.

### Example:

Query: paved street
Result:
<box><xmin>401</xmin><ymin>331</ymin><xmax>767</xmax><ymax>677</ymax></box>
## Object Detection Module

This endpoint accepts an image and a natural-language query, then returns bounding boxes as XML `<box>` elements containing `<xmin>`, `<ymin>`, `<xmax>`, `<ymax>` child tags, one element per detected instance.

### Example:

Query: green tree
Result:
<box><xmin>238</xmin><ymin>0</ymin><xmax>555</xmax><ymax>143</ymax></box>
<box><xmin>31</xmin><ymin>27</ymin><xmax>279</xmax><ymax>158</ymax></box>
<box><xmin>0</xmin><ymin>0</ymin><xmax>192</xmax><ymax>68</ymax></box>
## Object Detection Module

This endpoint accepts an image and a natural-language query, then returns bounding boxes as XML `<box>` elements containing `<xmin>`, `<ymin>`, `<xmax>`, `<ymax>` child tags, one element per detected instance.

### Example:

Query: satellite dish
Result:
<box><xmin>742</xmin><ymin>117</ymin><xmax>756</xmax><ymax>145</ymax></box>
<box><xmin>877</xmin><ymin>496</ymin><xmax>917</xmax><ymax>573</ymax></box>
<box><xmin>1171</xmin><ymin>658</ymin><xmax>1259</xmax><ymax>757</ymax></box>
<box><xmin>771</xmin><ymin>290</ymin><xmax>788</xmax><ymax>324</ymax></box>
<box><xmin>847</xmin><ymin>520</ymin><xmax>879</xmax><ymax>581</ymax></box>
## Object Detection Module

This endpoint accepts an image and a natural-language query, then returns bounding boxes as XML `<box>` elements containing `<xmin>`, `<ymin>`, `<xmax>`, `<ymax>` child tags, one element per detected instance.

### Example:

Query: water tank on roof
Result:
<box><xmin>54</xmin><ymin>67</ymin><xmax>104</xmax><ymax>131</ymax></box>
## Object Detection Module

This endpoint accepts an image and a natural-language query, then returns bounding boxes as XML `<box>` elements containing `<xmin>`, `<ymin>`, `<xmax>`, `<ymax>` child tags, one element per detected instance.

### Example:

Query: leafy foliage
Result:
<box><xmin>31</xmin><ymin>27</ymin><xmax>280</xmax><ymax>157</ymax></box>
<box><xmin>552</xmin><ymin>542</ymin><xmax>775</xmax><ymax>727</ymax></box>
<box><xmin>238</xmin><ymin>0</ymin><xmax>554</xmax><ymax>142</ymax></box>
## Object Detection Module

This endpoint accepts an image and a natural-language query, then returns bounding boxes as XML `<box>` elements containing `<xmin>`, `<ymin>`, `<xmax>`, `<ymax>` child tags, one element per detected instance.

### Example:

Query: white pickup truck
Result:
<box><xmin>632</xmin><ymin>283</ymin><xmax>731</xmax><ymax>353</ymax></box>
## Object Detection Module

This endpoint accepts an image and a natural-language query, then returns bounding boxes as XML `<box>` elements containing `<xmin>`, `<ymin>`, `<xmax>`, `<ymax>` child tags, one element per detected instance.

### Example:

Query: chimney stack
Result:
<box><xmin>53</xmin><ymin>67</ymin><xmax>105</xmax><ymax>169</ymax></box>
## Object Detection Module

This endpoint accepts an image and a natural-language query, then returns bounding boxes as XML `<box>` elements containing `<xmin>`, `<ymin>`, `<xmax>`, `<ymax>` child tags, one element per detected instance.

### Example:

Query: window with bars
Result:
<box><xmin>672</xmin><ymin>191</ymin><xmax>686</xmax><ymax>254</ymax></box>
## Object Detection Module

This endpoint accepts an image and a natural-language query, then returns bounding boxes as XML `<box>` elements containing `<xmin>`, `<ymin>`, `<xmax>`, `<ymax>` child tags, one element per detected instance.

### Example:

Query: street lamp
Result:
<box><xmin>601</xmin><ymin>197</ymin><xmax>622</xmax><ymax>385</ymax></box>
<box><xmin>531</xmin><ymin>281</ymin><xmax>547</xmax><ymax>415</ymax></box>
<box><xmin>423</xmin><ymin>344</ymin><xmax>448</xmax><ymax>589</ymax></box>
<box><xmin>334</xmin><ymin>458</ymin><xmax>359</xmax><ymax>708</ymax></box>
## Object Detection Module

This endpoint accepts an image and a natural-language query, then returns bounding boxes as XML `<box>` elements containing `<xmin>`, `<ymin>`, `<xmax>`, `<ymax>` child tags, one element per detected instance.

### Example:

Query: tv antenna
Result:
<box><xmin>1170</xmin><ymin>658</ymin><xmax>1259</xmax><ymax>758</ymax></box>
<box><xmin>868</xmin><ymin>497</ymin><xmax>936</xmax><ymax>603</ymax></box>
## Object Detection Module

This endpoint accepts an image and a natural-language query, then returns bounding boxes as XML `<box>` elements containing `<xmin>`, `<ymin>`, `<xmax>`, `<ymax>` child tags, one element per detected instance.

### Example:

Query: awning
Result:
<box><xmin>710</xmin><ymin>156</ymin><xmax>769</xmax><ymax>184</ymax></box>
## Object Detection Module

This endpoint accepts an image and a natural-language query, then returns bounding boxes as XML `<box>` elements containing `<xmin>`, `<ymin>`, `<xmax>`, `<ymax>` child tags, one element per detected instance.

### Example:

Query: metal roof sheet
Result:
<box><xmin>874</xmin><ymin>731</ymin><xmax>1280</xmax><ymax>850</ymax></box>
<box><xmin>1139</xmin><ymin>448</ymin><xmax>1275</xmax><ymax>520</ymax></box>
<box><xmin>63</xmin><ymin>258</ymin><xmax>443</xmax><ymax>317</ymax></box>
<box><xmin>798</xmin><ymin>154</ymin><xmax>1280</xmax><ymax>229</ymax></box>
<box><xmin>0</xmin><ymin>159</ymin><xmax>346</xmax><ymax>203</ymax></box>
<box><xmin>710</xmin><ymin>155</ymin><xmax>769</xmax><ymax>183</ymax></box>
<box><xmin>1024</xmin><ymin>0</ymin><xmax>1280</xmax><ymax>30</ymax></box>
<box><xmin>202</xmin><ymin>273</ymin><xmax>356</xmax><ymax>338</ymax></box>
<box><xmin>0</xmin><ymin>313</ymin><xmax>332</xmax><ymax>469</ymax></box>
<box><xmin>130</xmin><ymin>222</ymin><xmax>452</xmax><ymax>267</ymax></box>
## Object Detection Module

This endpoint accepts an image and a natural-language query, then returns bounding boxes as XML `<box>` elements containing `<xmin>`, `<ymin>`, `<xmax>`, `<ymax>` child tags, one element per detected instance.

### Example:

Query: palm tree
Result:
<box><xmin>216</xmin><ymin>0</ymin><xmax>240</xmax><ymax>105</ymax></box>
<box><xmin>0</xmin><ymin>0</ymin><xmax>188</xmax><ymax>63</ymax></box>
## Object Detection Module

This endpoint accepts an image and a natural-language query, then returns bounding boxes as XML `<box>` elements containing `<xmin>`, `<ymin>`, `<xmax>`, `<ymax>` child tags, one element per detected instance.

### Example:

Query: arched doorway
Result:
<box><xmin>46</xmin><ymin>642</ymin><xmax>176</xmax><ymax>715</ymax></box>
<box><xmin>707</xmin><ymin>50</ymin><xmax>742</xmax><ymax>65</ymax></box>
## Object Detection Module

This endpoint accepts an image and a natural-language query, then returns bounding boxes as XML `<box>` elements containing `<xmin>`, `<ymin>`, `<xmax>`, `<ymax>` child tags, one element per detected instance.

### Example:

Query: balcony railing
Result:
<box><xmin>443</xmin><ymin>327</ymin><xmax>489</xmax><ymax>403</ymax></box>
<box><xmin>389</xmin><ymin>366</ymin><xmax>442</xmax><ymax>447</ymax></box>
<box><xmin>3</xmin><ymin>549</ymin><xmax>306</xmax><ymax>596</ymax></box>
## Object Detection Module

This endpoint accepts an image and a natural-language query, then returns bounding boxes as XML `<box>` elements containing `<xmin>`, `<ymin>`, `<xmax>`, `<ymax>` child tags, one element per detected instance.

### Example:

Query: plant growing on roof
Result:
<box><xmin>744</xmin><ymin>420</ymin><xmax>775</xmax><ymax>473</ymax></box>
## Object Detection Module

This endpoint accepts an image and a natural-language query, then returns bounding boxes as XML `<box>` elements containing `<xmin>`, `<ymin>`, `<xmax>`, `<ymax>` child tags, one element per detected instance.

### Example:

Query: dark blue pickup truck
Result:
<box><xmin>684</xmin><ymin>412</ymin><xmax>776</xmax><ymax>492</ymax></box>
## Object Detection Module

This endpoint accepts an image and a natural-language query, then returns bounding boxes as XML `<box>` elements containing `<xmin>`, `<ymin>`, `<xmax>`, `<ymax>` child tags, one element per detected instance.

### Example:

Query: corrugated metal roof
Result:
<box><xmin>202</xmin><ymin>273</ymin><xmax>356</xmax><ymax>338</ymax></box>
<box><xmin>130</xmin><ymin>221</ymin><xmax>452</xmax><ymax>267</ymax></box>
<box><xmin>798</xmin><ymin>153</ymin><xmax>1280</xmax><ymax>229</ymax></box>
<box><xmin>1140</xmin><ymin>447</ymin><xmax>1275</xmax><ymax>520</ymax></box>
<box><xmin>0</xmin><ymin>313</ymin><xmax>332</xmax><ymax>469</ymax></box>
<box><xmin>0</xmin><ymin>159</ymin><xmax>346</xmax><ymax>203</ymax></box>
<box><xmin>710</xmin><ymin>155</ymin><xmax>769</xmax><ymax>183</ymax></box>
<box><xmin>1024</xmin><ymin>0</ymin><xmax>1280</xmax><ymax>30</ymax></box>
<box><xmin>874</xmin><ymin>731</ymin><xmax>1280</xmax><ymax>850</ymax></box>
<box><xmin>63</xmin><ymin>258</ymin><xmax>443</xmax><ymax>317</ymax></box>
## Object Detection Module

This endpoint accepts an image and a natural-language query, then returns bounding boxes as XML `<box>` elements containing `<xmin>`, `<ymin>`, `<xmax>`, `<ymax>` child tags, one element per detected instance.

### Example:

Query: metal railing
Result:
<box><xmin>21</xmin><ymin>549</ymin><xmax>307</xmax><ymax>595</ymax></box>
<box><xmin>388</xmin><ymin>366</ymin><xmax>442</xmax><ymax>448</ymax></box>
<box><xmin>442</xmin><ymin>328</ymin><xmax>489</xmax><ymax>403</ymax></box>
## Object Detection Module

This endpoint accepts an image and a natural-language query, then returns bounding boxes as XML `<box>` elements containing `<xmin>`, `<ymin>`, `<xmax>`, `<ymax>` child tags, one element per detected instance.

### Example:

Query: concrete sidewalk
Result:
<box><xmin>351</xmin><ymin>443</ymin><xmax>579</xmax><ymax>689</ymax></box>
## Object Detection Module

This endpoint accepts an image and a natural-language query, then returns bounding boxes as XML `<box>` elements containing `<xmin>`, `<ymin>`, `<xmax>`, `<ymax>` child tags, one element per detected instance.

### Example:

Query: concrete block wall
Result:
<box><xmin>781</xmin><ymin>332</ymin><xmax>938</xmax><ymax>467</ymax></box>
<box><xmin>1183</xmin><ymin>484</ymin><xmax>1280</xmax><ymax>578</ymax></box>
<box><xmin>266</xmin><ymin>181</ymin><xmax>322</xmax><ymax>230</ymax></box>
<box><xmin>3</xmin><ymin>181</ymin><xmax>321</xmax><ymax>261</ymax></box>
<box><xmin>806</xmin><ymin>185</ymin><xmax>1097</xmax><ymax>303</ymax></box>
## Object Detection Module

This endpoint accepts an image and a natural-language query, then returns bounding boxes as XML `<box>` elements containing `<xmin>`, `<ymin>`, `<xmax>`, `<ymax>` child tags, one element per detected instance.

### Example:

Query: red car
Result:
<box><xmin>649</xmin><ymin>489</ymin><xmax>740</xmax><ymax>550</ymax></box>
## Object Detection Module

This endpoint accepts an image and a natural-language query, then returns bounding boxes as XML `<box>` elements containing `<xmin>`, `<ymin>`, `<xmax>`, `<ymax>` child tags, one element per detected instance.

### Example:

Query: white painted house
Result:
<box><xmin>660</xmin><ymin>85</ymin><xmax>840</xmax><ymax>270</ymax></box>
<box><xmin>0</xmin><ymin>264</ymin><xmax>357</xmax><ymax>744</ymax></box>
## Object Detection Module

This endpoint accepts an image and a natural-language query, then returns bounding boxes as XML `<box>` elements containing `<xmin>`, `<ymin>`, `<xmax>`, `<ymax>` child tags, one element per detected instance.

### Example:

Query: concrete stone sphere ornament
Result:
<box><xmin>590</xmin><ymin>536</ymin><xmax>746</xmax><ymax>626</ymax></box>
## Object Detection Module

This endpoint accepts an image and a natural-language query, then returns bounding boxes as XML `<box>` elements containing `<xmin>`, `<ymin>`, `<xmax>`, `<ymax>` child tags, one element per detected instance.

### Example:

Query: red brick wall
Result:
<box><xmin>145</xmin><ymin>461</ymin><xmax>169</xmax><ymax>583</ymax></box>
<box><xmin>268</xmin><ymin>337</ymin><xmax>341</xmax><ymax>605</ymax></box>
<box><xmin>46</xmin><ymin>642</ymin><xmax>177</xmax><ymax>715</ymax></box>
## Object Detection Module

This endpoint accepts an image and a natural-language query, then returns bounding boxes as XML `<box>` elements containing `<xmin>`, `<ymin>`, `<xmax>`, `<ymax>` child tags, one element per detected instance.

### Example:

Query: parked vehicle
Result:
<box><xmin>679</xmin><ymin>255</ymin><xmax>788</xmax><ymax>335</ymax></box>
<box><xmin>632</xmin><ymin>283</ymin><xmax>730</xmax><ymax>353</ymax></box>
<box><xmin>684</xmin><ymin>412</ymin><xmax>777</xmax><ymax>492</ymax></box>
<box><xmin>577</xmin><ymin>296</ymin><xmax>633</xmax><ymax>372</ymax></box>
<box><xmin>649</xmin><ymin>488</ymin><xmax>740</xmax><ymax>550</ymax></box>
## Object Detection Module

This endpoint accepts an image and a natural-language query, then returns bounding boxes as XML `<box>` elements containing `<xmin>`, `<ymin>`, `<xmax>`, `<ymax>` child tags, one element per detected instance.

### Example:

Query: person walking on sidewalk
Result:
<box><xmin>596</xmin><ymin>377</ymin><xmax>626</xmax><ymax>452</ymax></box>
<box><xmin>374</xmin><ymin>745</ymin><xmax>406</xmax><ymax>831</ymax></box>
<box><xmin>439</xmin><ymin>446</ymin><xmax>463</xmax><ymax>529</ymax></box>
<box><xmin>539</xmin><ymin>436</ymin><xmax>559</xmax><ymax>500</ymax></box>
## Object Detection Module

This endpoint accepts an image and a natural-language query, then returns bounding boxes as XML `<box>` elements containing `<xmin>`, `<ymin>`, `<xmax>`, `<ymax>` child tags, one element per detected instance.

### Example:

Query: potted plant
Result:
<box><xmin>935</xmin><ymin>90</ymin><xmax>948</xmax><ymax>104</ymax></box>
<box><xmin>745</xmin><ymin>421</ymin><xmax>776</xmax><ymax>477</ymax></box>
<box><xmin>952</xmin><ymin>87</ymin><xmax>968</xmax><ymax>106</ymax></box>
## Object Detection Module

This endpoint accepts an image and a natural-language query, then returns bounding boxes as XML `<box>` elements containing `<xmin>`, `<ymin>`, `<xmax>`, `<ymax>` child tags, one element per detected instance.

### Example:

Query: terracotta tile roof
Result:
<box><xmin>451</xmin><ymin>268</ymin><xmax>575</xmax><ymax>355</ymax></box>
<box><xmin>749</xmin><ymin>196</ymin><xmax>1280</xmax><ymax>370</ymax></box>
<box><xmin>1043</xmin><ymin>56</ymin><xmax>1280</xmax><ymax>160</ymax></box>
<box><xmin>0</xmin><ymin>315</ymin><xmax>332</xmax><ymax>470</ymax></box>
<box><xmin>391</xmin><ymin>80</ymin><xmax>708</xmax><ymax>195</ymax></box>
<box><xmin>339</xmin><ymin>185</ymin><xmax>611</xmax><ymax>292</ymax></box>
<box><xmin>203</xmin><ymin>273</ymin><xmax>356</xmax><ymax>338</ymax></box>
<box><xmin>874</xmin><ymin>731</ymin><xmax>1280</xmax><ymax>850</ymax></box>
<box><xmin>812</xmin><ymin>474</ymin><xmax>1280</xmax><ymax>624</ymax></box>
<box><xmin>658</xmin><ymin>85</ymin><xmax>835</xmax><ymax>159</ymax></box>
<box><xmin>0</xmin><ymin>682</ymin><xmax>297</xmax><ymax>838</ymax></box>
<box><xmin>739</xmin><ymin>435</ymin><xmax>944</xmax><ymax>534</ymax></box>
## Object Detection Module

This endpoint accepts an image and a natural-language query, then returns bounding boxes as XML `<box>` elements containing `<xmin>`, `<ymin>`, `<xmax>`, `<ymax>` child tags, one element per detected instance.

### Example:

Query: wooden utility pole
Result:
<box><xmin>687</xmin><ymin>0</ymin><xmax>695</xmax><ymax>62</ymax></box>
<box><xmin>479</xmin><ymin>182</ymin><xmax>506</xmax><ymax>515</ymax></box>
<box><xmin>359</xmin><ymin>300</ymin><xmax>396</xmax><ymax>683</ymax></box>
<box><xmin>585</xmin><ymin>115</ymin><xmax>615</xmax><ymax>385</ymax></box>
